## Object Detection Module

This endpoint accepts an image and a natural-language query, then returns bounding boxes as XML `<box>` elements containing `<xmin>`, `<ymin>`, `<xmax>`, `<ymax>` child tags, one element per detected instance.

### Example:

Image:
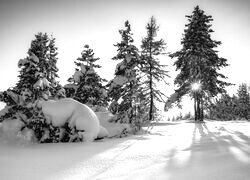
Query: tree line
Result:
<box><xmin>0</xmin><ymin>5</ymin><xmax>240</xmax><ymax>143</ymax></box>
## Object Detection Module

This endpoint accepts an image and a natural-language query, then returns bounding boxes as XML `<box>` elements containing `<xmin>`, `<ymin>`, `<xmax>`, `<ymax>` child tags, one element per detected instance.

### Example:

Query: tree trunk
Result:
<box><xmin>196</xmin><ymin>95</ymin><xmax>204</xmax><ymax>122</ymax></box>
<box><xmin>194</xmin><ymin>95</ymin><xmax>198</xmax><ymax>121</ymax></box>
<box><xmin>149</xmin><ymin>73</ymin><xmax>153</xmax><ymax>121</ymax></box>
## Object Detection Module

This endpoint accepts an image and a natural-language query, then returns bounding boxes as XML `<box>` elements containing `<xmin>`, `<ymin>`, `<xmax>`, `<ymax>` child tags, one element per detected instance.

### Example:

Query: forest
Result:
<box><xmin>0</xmin><ymin>6</ymin><xmax>249</xmax><ymax>143</ymax></box>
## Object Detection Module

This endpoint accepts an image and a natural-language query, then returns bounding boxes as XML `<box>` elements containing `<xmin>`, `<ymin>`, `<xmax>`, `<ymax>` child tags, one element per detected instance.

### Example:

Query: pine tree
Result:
<box><xmin>169</xmin><ymin>6</ymin><xmax>231</xmax><ymax>121</ymax></box>
<box><xmin>0</xmin><ymin>32</ymin><xmax>64</xmax><ymax>142</ymax></box>
<box><xmin>208</xmin><ymin>94</ymin><xmax>237</xmax><ymax>120</ymax></box>
<box><xmin>16</xmin><ymin>33</ymin><xmax>63</xmax><ymax>102</ymax></box>
<box><xmin>107</xmin><ymin>20</ymin><xmax>141</xmax><ymax>128</ymax></box>
<box><xmin>140</xmin><ymin>16</ymin><xmax>169</xmax><ymax>122</ymax></box>
<box><xmin>66</xmin><ymin>44</ymin><xmax>108</xmax><ymax>110</ymax></box>
<box><xmin>237</xmin><ymin>83</ymin><xmax>250</xmax><ymax>119</ymax></box>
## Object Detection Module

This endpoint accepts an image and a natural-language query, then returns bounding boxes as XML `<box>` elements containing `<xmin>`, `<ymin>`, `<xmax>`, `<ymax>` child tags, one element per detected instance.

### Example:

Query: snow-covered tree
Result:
<box><xmin>0</xmin><ymin>32</ymin><xmax>65</xmax><ymax>143</ymax></box>
<box><xmin>140</xmin><ymin>16</ymin><xmax>169</xmax><ymax>122</ymax></box>
<box><xmin>207</xmin><ymin>93</ymin><xmax>238</xmax><ymax>120</ymax></box>
<box><xmin>107</xmin><ymin>20</ymin><xmax>142</xmax><ymax>129</ymax></box>
<box><xmin>169</xmin><ymin>6</ymin><xmax>231</xmax><ymax>121</ymax></box>
<box><xmin>65</xmin><ymin>44</ymin><xmax>108</xmax><ymax>110</ymax></box>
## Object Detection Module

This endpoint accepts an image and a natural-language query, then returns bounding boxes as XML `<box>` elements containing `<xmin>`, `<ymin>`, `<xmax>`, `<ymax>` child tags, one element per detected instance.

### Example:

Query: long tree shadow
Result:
<box><xmin>165</xmin><ymin>121</ymin><xmax>250</xmax><ymax>180</ymax></box>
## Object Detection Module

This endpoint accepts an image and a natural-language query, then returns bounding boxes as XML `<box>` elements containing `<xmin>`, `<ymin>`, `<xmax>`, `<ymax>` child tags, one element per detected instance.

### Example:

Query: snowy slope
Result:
<box><xmin>0</xmin><ymin>120</ymin><xmax>250</xmax><ymax>180</ymax></box>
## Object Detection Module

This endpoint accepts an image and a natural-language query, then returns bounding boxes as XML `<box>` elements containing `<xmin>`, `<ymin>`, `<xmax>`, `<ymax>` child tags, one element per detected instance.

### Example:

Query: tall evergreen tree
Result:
<box><xmin>66</xmin><ymin>44</ymin><xmax>107</xmax><ymax>110</ymax></box>
<box><xmin>0</xmin><ymin>32</ymin><xmax>64</xmax><ymax>142</ymax></box>
<box><xmin>16</xmin><ymin>32</ymin><xmax>63</xmax><ymax>102</ymax></box>
<box><xmin>107</xmin><ymin>20</ymin><xmax>141</xmax><ymax>127</ymax></box>
<box><xmin>140</xmin><ymin>16</ymin><xmax>169</xmax><ymax>122</ymax></box>
<box><xmin>169</xmin><ymin>6</ymin><xmax>231</xmax><ymax>121</ymax></box>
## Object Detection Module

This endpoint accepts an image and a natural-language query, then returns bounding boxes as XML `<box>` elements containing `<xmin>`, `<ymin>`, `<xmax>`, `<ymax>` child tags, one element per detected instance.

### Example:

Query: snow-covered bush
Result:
<box><xmin>96</xmin><ymin>111</ymin><xmax>132</xmax><ymax>138</ymax></box>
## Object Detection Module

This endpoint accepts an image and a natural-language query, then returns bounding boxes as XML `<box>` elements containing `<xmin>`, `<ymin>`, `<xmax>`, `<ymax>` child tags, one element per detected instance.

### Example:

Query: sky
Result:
<box><xmin>0</xmin><ymin>0</ymin><xmax>250</xmax><ymax>117</ymax></box>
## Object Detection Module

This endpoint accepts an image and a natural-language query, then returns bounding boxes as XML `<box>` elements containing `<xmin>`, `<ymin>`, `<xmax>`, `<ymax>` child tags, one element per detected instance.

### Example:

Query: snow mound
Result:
<box><xmin>41</xmin><ymin>98</ymin><xmax>100</xmax><ymax>142</ymax></box>
<box><xmin>0</xmin><ymin>118</ymin><xmax>34</xmax><ymax>145</ymax></box>
<box><xmin>96</xmin><ymin>111</ymin><xmax>131</xmax><ymax>138</ymax></box>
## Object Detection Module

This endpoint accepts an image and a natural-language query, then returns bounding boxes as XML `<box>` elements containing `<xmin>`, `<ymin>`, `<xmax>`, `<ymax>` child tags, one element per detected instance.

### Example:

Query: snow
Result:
<box><xmin>33</xmin><ymin>78</ymin><xmax>50</xmax><ymax>89</ymax></box>
<box><xmin>112</xmin><ymin>75</ymin><xmax>127</xmax><ymax>86</ymax></box>
<box><xmin>6</xmin><ymin>90</ymin><xmax>20</xmax><ymax>104</ymax></box>
<box><xmin>115</xmin><ymin>62</ymin><xmax>126</xmax><ymax>74</ymax></box>
<box><xmin>64</xmin><ymin>83</ymin><xmax>77</xmax><ymax>90</ymax></box>
<box><xmin>80</xmin><ymin>64</ymin><xmax>86</xmax><ymax>74</ymax></box>
<box><xmin>0</xmin><ymin>106</ymin><xmax>10</xmax><ymax>117</ymax></box>
<box><xmin>125</xmin><ymin>54</ymin><xmax>132</xmax><ymax>63</ymax></box>
<box><xmin>86</xmin><ymin>66</ymin><xmax>95</xmax><ymax>74</ymax></box>
<box><xmin>41</xmin><ymin>98</ymin><xmax>100</xmax><ymax>141</ymax></box>
<box><xmin>0</xmin><ymin>118</ymin><xmax>27</xmax><ymax>144</ymax></box>
<box><xmin>30</xmin><ymin>52</ymin><xmax>39</xmax><ymax>63</ymax></box>
<box><xmin>18</xmin><ymin>58</ymin><xmax>29</xmax><ymax>68</ymax></box>
<box><xmin>96</xmin><ymin>111</ymin><xmax>131</xmax><ymax>138</ymax></box>
<box><xmin>73</xmin><ymin>70</ymin><xmax>82</xmax><ymax>83</ymax></box>
<box><xmin>1</xmin><ymin>120</ymin><xmax>250</xmax><ymax>180</ymax></box>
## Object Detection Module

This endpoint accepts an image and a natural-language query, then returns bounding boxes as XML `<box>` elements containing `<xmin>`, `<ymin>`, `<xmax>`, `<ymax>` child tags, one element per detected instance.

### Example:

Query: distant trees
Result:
<box><xmin>208</xmin><ymin>84</ymin><xmax>250</xmax><ymax>120</ymax></box>
<box><xmin>237</xmin><ymin>84</ymin><xmax>250</xmax><ymax>119</ymax></box>
<box><xmin>169</xmin><ymin>6</ymin><xmax>231</xmax><ymax>121</ymax></box>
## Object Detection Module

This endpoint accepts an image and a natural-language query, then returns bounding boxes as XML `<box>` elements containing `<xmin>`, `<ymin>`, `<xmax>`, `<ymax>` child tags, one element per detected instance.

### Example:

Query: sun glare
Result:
<box><xmin>191</xmin><ymin>82</ymin><xmax>201</xmax><ymax>91</ymax></box>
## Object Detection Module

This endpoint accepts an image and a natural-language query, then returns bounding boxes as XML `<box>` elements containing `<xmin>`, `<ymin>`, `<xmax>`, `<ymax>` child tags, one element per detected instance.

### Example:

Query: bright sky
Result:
<box><xmin>0</xmin><ymin>0</ymin><xmax>250</xmax><ymax>117</ymax></box>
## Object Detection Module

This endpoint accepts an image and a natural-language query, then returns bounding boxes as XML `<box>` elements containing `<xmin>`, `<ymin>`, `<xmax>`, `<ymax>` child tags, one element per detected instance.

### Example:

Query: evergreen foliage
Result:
<box><xmin>169</xmin><ymin>6</ymin><xmax>231</xmax><ymax>121</ymax></box>
<box><xmin>0</xmin><ymin>32</ymin><xmax>65</xmax><ymax>143</ymax></box>
<box><xmin>208</xmin><ymin>84</ymin><xmax>250</xmax><ymax>120</ymax></box>
<box><xmin>65</xmin><ymin>44</ymin><xmax>108</xmax><ymax>110</ymax></box>
<box><xmin>140</xmin><ymin>16</ymin><xmax>169</xmax><ymax>122</ymax></box>
<box><xmin>107</xmin><ymin>20</ymin><xmax>142</xmax><ymax>130</ymax></box>
<box><xmin>236</xmin><ymin>84</ymin><xmax>250</xmax><ymax>119</ymax></box>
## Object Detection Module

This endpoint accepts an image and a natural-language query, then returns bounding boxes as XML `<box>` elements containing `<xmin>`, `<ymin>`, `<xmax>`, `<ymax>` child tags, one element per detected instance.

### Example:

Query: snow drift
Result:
<box><xmin>40</xmin><ymin>98</ymin><xmax>107</xmax><ymax>142</ymax></box>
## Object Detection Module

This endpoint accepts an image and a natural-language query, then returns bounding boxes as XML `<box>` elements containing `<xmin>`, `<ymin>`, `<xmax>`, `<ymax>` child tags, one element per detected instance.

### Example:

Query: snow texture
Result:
<box><xmin>80</xmin><ymin>64</ymin><xmax>86</xmax><ymax>74</ymax></box>
<box><xmin>18</xmin><ymin>58</ymin><xmax>29</xmax><ymax>68</ymax></box>
<box><xmin>0</xmin><ymin>106</ymin><xmax>10</xmax><ymax>117</ymax></box>
<box><xmin>73</xmin><ymin>70</ymin><xmax>82</xmax><ymax>83</ymax></box>
<box><xmin>86</xmin><ymin>66</ymin><xmax>95</xmax><ymax>74</ymax></box>
<box><xmin>112</xmin><ymin>75</ymin><xmax>127</xmax><ymax>86</ymax></box>
<box><xmin>41</xmin><ymin>98</ymin><xmax>100</xmax><ymax>142</ymax></box>
<box><xmin>115</xmin><ymin>62</ymin><xmax>126</xmax><ymax>74</ymax></box>
<box><xmin>0</xmin><ymin>118</ymin><xmax>33</xmax><ymax>144</ymax></box>
<box><xmin>1</xmin><ymin>120</ymin><xmax>250</xmax><ymax>180</ymax></box>
<box><xmin>30</xmin><ymin>52</ymin><xmax>39</xmax><ymax>63</ymax></box>
<box><xmin>33</xmin><ymin>78</ymin><xmax>50</xmax><ymax>89</ymax></box>
<box><xmin>64</xmin><ymin>83</ymin><xmax>77</xmax><ymax>90</ymax></box>
<box><xmin>96</xmin><ymin>111</ymin><xmax>131</xmax><ymax>138</ymax></box>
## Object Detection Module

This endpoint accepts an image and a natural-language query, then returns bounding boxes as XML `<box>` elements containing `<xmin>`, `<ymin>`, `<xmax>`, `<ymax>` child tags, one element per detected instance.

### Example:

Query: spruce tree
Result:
<box><xmin>107</xmin><ymin>20</ymin><xmax>141</xmax><ymax>128</ymax></box>
<box><xmin>66</xmin><ymin>44</ymin><xmax>107</xmax><ymax>110</ymax></box>
<box><xmin>169</xmin><ymin>6</ymin><xmax>231</xmax><ymax>121</ymax></box>
<box><xmin>16</xmin><ymin>32</ymin><xmax>62</xmax><ymax>102</ymax></box>
<box><xmin>0</xmin><ymin>32</ymin><xmax>64</xmax><ymax>142</ymax></box>
<box><xmin>140</xmin><ymin>16</ymin><xmax>169</xmax><ymax>122</ymax></box>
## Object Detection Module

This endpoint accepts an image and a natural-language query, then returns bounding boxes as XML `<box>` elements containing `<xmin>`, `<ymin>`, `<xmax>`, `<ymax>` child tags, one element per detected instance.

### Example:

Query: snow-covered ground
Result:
<box><xmin>1</xmin><ymin>120</ymin><xmax>250</xmax><ymax>180</ymax></box>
